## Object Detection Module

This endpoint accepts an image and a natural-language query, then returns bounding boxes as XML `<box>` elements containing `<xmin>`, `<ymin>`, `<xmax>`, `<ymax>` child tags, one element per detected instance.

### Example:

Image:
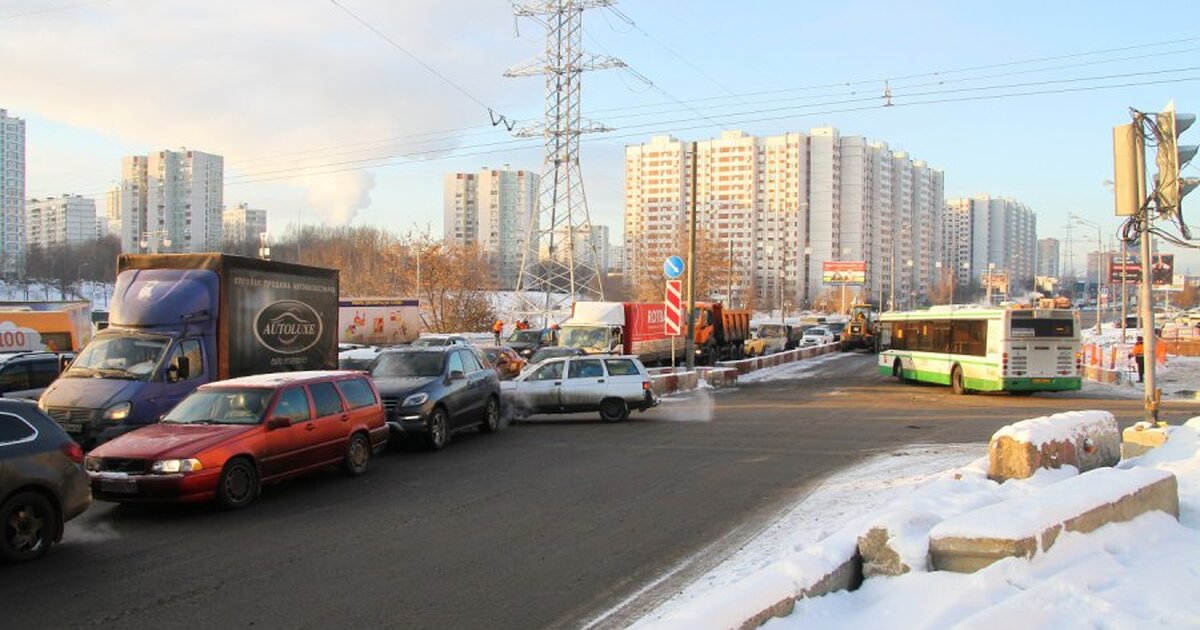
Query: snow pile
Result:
<box><xmin>992</xmin><ymin>409</ymin><xmax>1114</xmax><ymax>449</ymax></box>
<box><xmin>1120</xmin><ymin>417</ymin><xmax>1200</xmax><ymax>527</ymax></box>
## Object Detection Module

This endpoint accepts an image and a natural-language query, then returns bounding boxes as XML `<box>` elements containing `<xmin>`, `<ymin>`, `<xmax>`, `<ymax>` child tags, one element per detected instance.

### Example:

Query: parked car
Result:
<box><xmin>84</xmin><ymin>371</ymin><xmax>388</xmax><ymax>510</ymax></box>
<box><xmin>0</xmin><ymin>399</ymin><xmax>89</xmax><ymax>562</ymax></box>
<box><xmin>801</xmin><ymin>326</ymin><xmax>835</xmax><ymax>347</ymax></box>
<box><xmin>825</xmin><ymin>321</ymin><xmax>848</xmax><ymax>341</ymax></box>
<box><xmin>786</xmin><ymin>324</ymin><xmax>813</xmax><ymax>350</ymax></box>
<box><xmin>505</xmin><ymin>328</ymin><xmax>559</xmax><ymax>359</ymax></box>
<box><xmin>743</xmin><ymin>336</ymin><xmax>767</xmax><ymax>357</ymax></box>
<box><xmin>0</xmin><ymin>351</ymin><xmax>72</xmax><ymax>400</ymax></box>
<box><xmin>477</xmin><ymin>346</ymin><xmax>526</xmax><ymax>380</ymax></box>
<box><xmin>755</xmin><ymin>323</ymin><xmax>790</xmax><ymax>355</ymax></box>
<box><xmin>525</xmin><ymin>346</ymin><xmax>586</xmax><ymax>370</ymax></box>
<box><xmin>338</xmin><ymin>345</ymin><xmax>383</xmax><ymax>371</ymax></box>
<box><xmin>370</xmin><ymin>346</ymin><xmax>502</xmax><ymax>450</ymax></box>
<box><xmin>503</xmin><ymin>355</ymin><xmax>658</xmax><ymax>422</ymax></box>
<box><xmin>411</xmin><ymin>334</ymin><xmax>470</xmax><ymax>348</ymax></box>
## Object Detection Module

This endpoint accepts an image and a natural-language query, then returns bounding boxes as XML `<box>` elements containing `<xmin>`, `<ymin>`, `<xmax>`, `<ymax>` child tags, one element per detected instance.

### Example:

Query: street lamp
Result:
<box><xmin>139</xmin><ymin>231</ymin><xmax>172</xmax><ymax>254</ymax></box>
<box><xmin>1070</xmin><ymin>213</ymin><xmax>1106</xmax><ymax>334</ymax></box>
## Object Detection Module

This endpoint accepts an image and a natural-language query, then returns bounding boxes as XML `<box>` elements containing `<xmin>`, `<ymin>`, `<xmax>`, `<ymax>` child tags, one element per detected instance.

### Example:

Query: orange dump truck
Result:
<box><xmin>0</xmin><ymin>301</ymin><xmax>93</xmax><ymax>353</ymax></box>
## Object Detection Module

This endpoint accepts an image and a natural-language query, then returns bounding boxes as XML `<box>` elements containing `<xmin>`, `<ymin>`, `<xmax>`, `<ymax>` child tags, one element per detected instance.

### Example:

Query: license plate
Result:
<box><xmin>100</xmin><ymin>477</ymin><xmax>138</xmax><ymax>494</ymax></box>
<box><xmin>60</xmin><ymin>422</ymin><xmax>83</xmax><ymax>433</ymax></box>
<box><xmin>1032</xmin><ymin>378</ymin><xmax>1051</xmax><ymax>384</ymax></box>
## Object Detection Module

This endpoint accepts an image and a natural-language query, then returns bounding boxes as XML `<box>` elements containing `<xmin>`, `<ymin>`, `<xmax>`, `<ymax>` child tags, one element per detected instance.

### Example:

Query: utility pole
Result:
<box><xmin>507</xmin><ymin>0</ymin><xmax>623</xmax><ymax>326</ymax></box>
<box><xmin>685</xmin><ymin>141</ymin><xmax>699</xmax><ymax>370</ymax></box>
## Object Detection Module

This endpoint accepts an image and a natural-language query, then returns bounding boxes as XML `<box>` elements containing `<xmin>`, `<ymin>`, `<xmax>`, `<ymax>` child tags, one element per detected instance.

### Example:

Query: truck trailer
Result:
<box><xmin>39</xmin><ymin>254</ymin><xmax>339</xmax><ymax>448</ymax></box>
<box><xmin>558</xmin><ymin>301</ymin><xmax>750</xmax><ymax>365</ymax></box>
<box><xmin>0</xmin><ymin>301</ymin><xmax>93</xmax><ymax>353</ymax></box>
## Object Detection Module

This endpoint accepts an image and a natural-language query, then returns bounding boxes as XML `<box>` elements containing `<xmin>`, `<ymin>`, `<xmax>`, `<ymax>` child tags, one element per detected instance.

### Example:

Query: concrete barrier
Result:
<box><xmin>928</xmin><ymin>467</ymin><xmax>1178</xmax><ymax>573</ymax></box>
<box><xmin>648</xmin><ymin>367</ymin><xmax>739</xmax><ymax>396</ymax></box>
<box><xmin>716</xmin><ymin>343</ymin><xmax>837</xmax><ymax>375</ymax></box>
<box><xmin>987</xmin><ymin>410</ymin><xmax>1120</xmax><ymax>482</ymax></box>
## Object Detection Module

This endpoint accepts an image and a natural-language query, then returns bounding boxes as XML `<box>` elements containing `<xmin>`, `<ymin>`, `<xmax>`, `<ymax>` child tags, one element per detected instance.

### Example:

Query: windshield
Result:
<box><xmin>826</xmin><ymin>322</ymin><xmax>846</xmax><ymax>333</ymax></box>
<box><xmin>65</xmin><ymin>332</ymin><xmax>171</xmax><ymax>381</ymax></box>
<box><xmin>1010</xmin><ymin>318</ymin><xmax>1074</xmax><ymax>338</ymax></box>
<box><xmin>163</xmin><ymin>389</ymin><xmax>271</xmax><ymax>425</ymax></box>
<box><xmin>411</xmin><ymin>337</ymin><xmax>448</xmax><ymax>347</ymax></box>
<box><xmin>508</xmin><ymin>330</ymin><xmax>540</xmax><ymax>343</ymax></box>
<box><xmin>806</xmin><ymin>328</ymin><xmax>829</xmax><ymax>336</ymax></box>
<box><xmin>559</xmin><ymin>326</ymin><xmax>610</xmax><ymax>352</ymax></box>
<box><xmin>371</xmin><ymin>352</ymin><xmax>444</xmax><ymax>377</ymax></box>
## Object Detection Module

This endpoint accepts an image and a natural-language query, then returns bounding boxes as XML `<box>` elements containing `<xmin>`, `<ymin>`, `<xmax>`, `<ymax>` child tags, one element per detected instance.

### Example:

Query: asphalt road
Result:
<box><xmin>5</xmin><ymin>354</ymin><xmax>1197</xmax><ymax>629</ymax></box>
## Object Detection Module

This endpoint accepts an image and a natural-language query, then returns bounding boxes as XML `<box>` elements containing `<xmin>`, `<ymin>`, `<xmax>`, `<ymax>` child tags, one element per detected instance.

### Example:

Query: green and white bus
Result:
<box><xmin>877</xmin><ymin>306</ymin><xmax>1081</xmax><ymax>394</ymax></box>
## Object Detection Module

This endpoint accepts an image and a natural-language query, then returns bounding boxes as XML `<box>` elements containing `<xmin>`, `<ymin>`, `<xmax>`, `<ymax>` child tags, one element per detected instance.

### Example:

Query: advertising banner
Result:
<box><xmin>981</xmin><ymin>271</ymin><xmax>1009</xmax><ymax>291</ymax></box>
<box><xmin>228</xmin><ymin>266</ymin><xmax>339</xmax><ymax>377</ymax></box>
<box><xmin>1106</xmin><ymin>254</ymin><xmax>1175</xmax><ymax>286</ymax></box>
<box><xmin>822</xmin><ymin>261</ymin><xmax>867</xmax><ymax>285</ymax></box>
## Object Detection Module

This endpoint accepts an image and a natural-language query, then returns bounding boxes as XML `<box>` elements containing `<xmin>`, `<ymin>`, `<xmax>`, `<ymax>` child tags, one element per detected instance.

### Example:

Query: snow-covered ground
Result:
<box><xmin>737</xmin><ymin>352</ymin><xmax>850</xmax><ymax>384</ymax></box>
<box><xmin>635</xmin><ymin>416</ymin><xmax>1200</xmax><ymax>630</ymax></box>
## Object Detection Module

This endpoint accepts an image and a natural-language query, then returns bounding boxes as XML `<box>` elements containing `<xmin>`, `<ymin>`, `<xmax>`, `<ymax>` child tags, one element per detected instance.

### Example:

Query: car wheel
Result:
<box><xmin>216</xmin><ymin>458</ymin><xmax>259</xmax><ymax>510</ymax></box>
<box><xmin>1</xmin><ymin>491</ymin><xmax>57</xmax><ymax>563</ymax></box>
<box><xmin>426</xmin><ymin>407</ymin><xmax>450</xmax><ymax>451</ymax></box>
<box><xmin>951</xmin><ymin>365</ymin><xmax>968</xmax><ymax>395</ymax></box>
<box><xmin>341</xmin><ymin>432</ymin><xmax>371</xmax><ymax>477</ymax></box>
<box><xmin>480</xmin><ymin>396</ymin><xmax>501</xmax><ymax>433</ymax></box>
<box><xmin>599</xmin><ymin>398</ymin><xmax>629</xmax><ymax>423</ymax></box>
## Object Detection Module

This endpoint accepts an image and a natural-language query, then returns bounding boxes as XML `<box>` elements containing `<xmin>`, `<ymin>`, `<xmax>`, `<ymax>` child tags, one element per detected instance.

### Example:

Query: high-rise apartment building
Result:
<box><xmin>624</xmin><ymin>129</ymin><xmax>943</xmax><ymax>309</ymax></box>
<box><xmin>25</xmin><ymin>195</ymin><xmax>98</xmax><ymax>248</ymax></box>
<box><xmin>222</xmin><ymin>203</ymin><xmax>268</xmax><ymax>246</ymax></box>
<box><xmin>943</xmin><ymin>196</ymin><xmax>1038</xmax><ymax>294</ymax></box>
<box><xmin>1037</xmin><ymin>238</ymin><xmax>1061</xmax><ymax>279</ymax></box>
<box><xmin>0</xmin><ymin>109</ymin><xmax>26</xmax><ymax>277</ymax></box>
<box><xmin>111</xmin><ymin>149</ymin><xmax>223</xmax><ymax>253</ymax></box>
<box><xmin>443</xmin><ymin>166</ymin><xmax>539</xmax><ymax>289</ymax></box>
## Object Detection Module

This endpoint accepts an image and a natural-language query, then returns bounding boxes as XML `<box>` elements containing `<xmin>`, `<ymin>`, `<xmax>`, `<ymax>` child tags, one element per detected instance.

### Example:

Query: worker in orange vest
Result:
<box><xmin>492</xmin><ymin>320</ymin><xmax>504</xmax><ymax>345</ymax></box>
<box><xmin>1129</xmin><ymin>336</ymin><xmax>1145</xmax><ymax>383</ymax></box>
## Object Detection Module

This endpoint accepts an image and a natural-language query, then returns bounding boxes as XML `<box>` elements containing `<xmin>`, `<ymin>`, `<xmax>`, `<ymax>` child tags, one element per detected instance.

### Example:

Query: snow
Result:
<box><xmin>991</xmin><ymin>409</ymin><xmax>1115</xmax><ymax>448</ymax></box>
<box><xmin>634</xmin><ymin>414</ymin><xmax>1200</xmax><ymax>630</ymax></box>
<box><xmin>736</xmin><ymin>352</ymin><xmax>848</xmax><ymax>384</ymax></box>
<box><xmin>929</xmin><ymin>466</ymin><xmax>1173</xmax><ymax>540</ymax></box>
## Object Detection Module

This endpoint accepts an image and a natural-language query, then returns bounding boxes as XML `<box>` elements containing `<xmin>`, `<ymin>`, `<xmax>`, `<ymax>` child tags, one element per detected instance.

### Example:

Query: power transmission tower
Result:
<box><xmin>506</xmin><ymin>0</ymin><xmax>624</xmax><ymax>325</ymax></box>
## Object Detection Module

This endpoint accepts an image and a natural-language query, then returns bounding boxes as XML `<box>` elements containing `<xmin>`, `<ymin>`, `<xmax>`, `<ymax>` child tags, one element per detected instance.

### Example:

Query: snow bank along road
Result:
<box><xmin>8</xmin><ymin>353</ymin><xmax>1197</xmax><ymax>630</ymax></box>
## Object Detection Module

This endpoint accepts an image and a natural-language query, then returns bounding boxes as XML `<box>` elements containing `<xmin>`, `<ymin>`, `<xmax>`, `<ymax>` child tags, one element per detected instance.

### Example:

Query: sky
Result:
<box><xmin>3</xmin><ymin>0</ymin><xmax>1199</xmax><ymax>273</ymax></box>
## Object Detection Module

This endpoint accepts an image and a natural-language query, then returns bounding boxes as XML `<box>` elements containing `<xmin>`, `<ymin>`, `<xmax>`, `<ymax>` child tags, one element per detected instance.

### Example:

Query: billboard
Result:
<box><xmin>822</xmin><ymin>261</ymin><xmax>867</xmax><ymax>285</ymax></box>
<box><xmin>1106</xmin><ymin>254</ymin><xmax>1175</xmax><ymax>286</ymax></box>
<box><xmin>981</xmin><ymin>271</ymin><xmax>1009</xmax><ymax>291</ymax></box>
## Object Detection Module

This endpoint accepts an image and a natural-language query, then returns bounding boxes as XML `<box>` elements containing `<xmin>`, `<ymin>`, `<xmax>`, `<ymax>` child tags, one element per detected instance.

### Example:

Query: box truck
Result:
<box><xmin>39</xmin><ymin>254</ymin><xmax>338</xmax><ymax>448</ymax></box>
<box><xmin>558</xmin><ymin>301</ymin><xmax>750</xmax><ymax>365</ymax></box>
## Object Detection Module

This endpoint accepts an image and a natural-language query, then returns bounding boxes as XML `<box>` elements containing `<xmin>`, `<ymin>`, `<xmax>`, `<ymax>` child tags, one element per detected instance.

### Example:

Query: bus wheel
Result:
<box><xmin>951</xmin><ymin>365</ymin><xmax>968</xmax><ymax>395</ymax></box>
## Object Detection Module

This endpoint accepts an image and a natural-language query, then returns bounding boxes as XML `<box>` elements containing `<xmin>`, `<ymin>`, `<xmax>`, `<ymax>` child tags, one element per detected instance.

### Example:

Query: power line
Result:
<box><xmin>327</xmin><ymin>0</ymin><xmax>516</xmax><ymax>130</ymax></box>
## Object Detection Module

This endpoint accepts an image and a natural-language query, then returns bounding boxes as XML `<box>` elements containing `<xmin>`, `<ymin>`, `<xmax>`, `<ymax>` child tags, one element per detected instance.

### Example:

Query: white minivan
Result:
<box><xmin>502</xmin><ymin>355</ymin><xmax>658</xmax><ymax>422</ymax></box>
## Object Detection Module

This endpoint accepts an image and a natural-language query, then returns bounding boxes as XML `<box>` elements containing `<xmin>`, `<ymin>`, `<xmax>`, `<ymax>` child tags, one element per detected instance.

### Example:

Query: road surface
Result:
<box><xmin>6</xmin><ymin>353</ymin><xmax>1195</xmax><ymax>629</ymax></box>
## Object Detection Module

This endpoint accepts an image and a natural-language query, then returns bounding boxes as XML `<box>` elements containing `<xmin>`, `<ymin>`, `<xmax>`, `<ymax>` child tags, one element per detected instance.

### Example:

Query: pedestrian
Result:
<box><xmin>1129</xmin><ymin>336</ymin><xmax>1145</xmax><ymax>383</ymax></box>
<box><xmin>492</xmin><ymin>319</ymin><xmax>503</xmax><ymax>345</ymax></box>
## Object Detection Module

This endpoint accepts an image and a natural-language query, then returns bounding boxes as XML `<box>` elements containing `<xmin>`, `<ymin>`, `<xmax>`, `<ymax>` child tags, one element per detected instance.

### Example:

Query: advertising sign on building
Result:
<box><xmin>981</xmin><ymin>271</ymin><xmax>1009</xmax><ymax>290</ymax></box>
<box><xmin>822</xmin><ymin>261</ymin><xmax>867</xmax><ymax>285</ymax></box>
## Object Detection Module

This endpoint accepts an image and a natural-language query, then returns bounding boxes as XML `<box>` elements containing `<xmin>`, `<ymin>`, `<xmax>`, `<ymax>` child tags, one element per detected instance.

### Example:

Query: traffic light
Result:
<box><xmin>1155</xmin><ymin>100</ymin><xmax>1198</xmax><ymax>216</ymax></box>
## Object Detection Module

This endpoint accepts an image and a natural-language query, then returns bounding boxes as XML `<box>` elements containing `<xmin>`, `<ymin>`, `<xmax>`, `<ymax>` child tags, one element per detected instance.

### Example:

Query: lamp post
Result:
<box><xmin>139</xmin><ymin>231</ymin><xmax>172</xmax><ymax>254</ymax></box>
<box><xmin>1071</xmin><ymin>213</ymin><xmax>1106</xmax><ymax>333</ymax></box>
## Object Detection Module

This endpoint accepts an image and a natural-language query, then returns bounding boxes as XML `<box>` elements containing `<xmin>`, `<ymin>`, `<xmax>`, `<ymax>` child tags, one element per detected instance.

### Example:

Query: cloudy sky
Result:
<box><xmin>4</xmin><ymin>0</ymin><xmax>1199</xmax><ymax>271</ymax></box>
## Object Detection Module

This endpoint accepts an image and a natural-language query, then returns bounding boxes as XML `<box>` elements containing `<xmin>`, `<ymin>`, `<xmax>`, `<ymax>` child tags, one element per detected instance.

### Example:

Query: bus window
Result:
<box><xmin>951</xmin><ymin>321</ymin><xmax>987</xmax><ymax>356</ymax></box>
<box><xmin>1011</xmin><ymin>319</ymin><xmax>1073</xmax><ymax>338</ymax></box>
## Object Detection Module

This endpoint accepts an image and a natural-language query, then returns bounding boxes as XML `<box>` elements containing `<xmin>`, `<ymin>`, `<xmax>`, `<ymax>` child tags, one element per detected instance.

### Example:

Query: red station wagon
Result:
<box><xmin>85</xmin><ymin>371</ymin><xmax>389</xmax><ymax>509</ymax></box>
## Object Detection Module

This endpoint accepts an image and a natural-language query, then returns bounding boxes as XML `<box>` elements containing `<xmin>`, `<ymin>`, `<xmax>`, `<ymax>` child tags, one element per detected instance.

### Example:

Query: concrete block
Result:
<box><xmin>1122</xmin><ymin>424</ymin><xmax>1170</xmax><ymax>459</ymax></box>
<box><xmin>929</xmin><ymin>467</ymin><xmax>1178</xmax><ymax>573</ymax></box>
<box><xmin>735</xmin><ymin>554</ymin><xmax>863</xmax><ymax>630</ymax></box>
<box><xmin>856</xmin><ymin>527</ymin><xmax>911</xmax><ymax>578</ymax></box>
<box><xmin>988</xmin><ymin>410</ymin><xmax>1120</xmax><ymax>482</ymax></box>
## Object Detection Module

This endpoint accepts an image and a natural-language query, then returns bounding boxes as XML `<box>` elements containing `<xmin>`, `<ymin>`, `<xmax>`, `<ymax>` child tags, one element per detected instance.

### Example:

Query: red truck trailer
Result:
<box><xmin>558</xmin><ymin>301</ymin><xmax>750</xmax><ymax>365</ymax></box>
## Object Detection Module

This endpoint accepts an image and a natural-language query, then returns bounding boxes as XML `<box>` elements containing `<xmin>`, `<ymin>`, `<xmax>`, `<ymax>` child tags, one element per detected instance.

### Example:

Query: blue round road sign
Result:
<box><xmin>663</xmin><ymin>255</ymin><xmax>685</xmax><ymax>279</ymax></box>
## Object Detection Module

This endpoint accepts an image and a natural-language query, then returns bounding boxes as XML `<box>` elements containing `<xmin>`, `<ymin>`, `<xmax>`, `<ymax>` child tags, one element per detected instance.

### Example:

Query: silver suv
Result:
<box><xmin>502</xmin><ymin>355</ymin><xmax>658</xmax><ymax>422</ymax></box>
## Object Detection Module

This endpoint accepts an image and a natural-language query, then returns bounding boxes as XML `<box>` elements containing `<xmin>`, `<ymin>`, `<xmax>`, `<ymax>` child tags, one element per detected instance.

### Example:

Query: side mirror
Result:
<box><xmin>449</xmin><ymin>370</ymin><xmax>466</xmax><ymax>381</ymax></box>
<box><xmin>267</xmin><ymin>416</ymin><xmax>292</xmax><ymax>430</ymax></box>
<box><xmin>59</xmin><ymin>356</ymin><xmax>72</xmax><ymax>373</ymax></box>
<box><xmin>166</xmin><ymin>364</ymin><xmax>181</xmax><ymax>383</ymax></box>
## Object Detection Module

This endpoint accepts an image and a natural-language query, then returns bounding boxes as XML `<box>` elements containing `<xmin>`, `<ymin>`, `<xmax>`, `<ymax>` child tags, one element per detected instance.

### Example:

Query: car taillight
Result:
<box><xmin>61</xmin><ymin>441</ymin><xmax>84</xmax><ymax>465</ymax></box>
<box><xmin>1002</xmin><ymin>352</ymin><xmax>1009</xmax><ymax>374</ymax></box>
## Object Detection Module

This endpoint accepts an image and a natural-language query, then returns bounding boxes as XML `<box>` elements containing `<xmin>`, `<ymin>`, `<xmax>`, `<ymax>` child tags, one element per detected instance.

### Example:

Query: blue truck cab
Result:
<box><xmin>39</xmin><ymin>254</ymin><xmax>338</xmax><ymax>449</ymax></box>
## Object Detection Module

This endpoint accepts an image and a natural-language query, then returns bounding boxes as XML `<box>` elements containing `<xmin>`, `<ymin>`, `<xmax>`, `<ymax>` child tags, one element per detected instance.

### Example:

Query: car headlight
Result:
<box><xmin>520</xmin><ymin>349</ymin><xmax>532</xmax><ymax>356</ymax></box>
<box><xmin>37</xmin><ymin>397</ymin><xmax>48</xmax><ymax>411</ymax></box>
<box><xmin>103</xmin><ymin>401</ymin><xmax>131</xmax><ymax>421</ymax></box>
<box><xmin>402</xmin><ymin>392</ymin><xmax>429</xmax><ymax>407</ymax></box>
<box><xmin>151</xmin><ymin>458</ymin><xmax>203</xmax><ymax>474</ymax></box>
<box><xmin>84</xmin><ymin>456</ymin><xmax>102</xmax><ymax>472</ymax></box>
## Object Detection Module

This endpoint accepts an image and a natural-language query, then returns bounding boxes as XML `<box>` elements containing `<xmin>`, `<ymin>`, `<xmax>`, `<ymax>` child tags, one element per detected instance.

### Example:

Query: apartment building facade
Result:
<box><xmin>624</xmin><ymin>129</ymin><xmax>944</xmax><ymax>310</ymax></box>
<box><xmin>222</xmin><ymin>203</ymin><xmax>268</xmax><ymax>246</ymax></box>
<box><xmin>943</xmin><ymin>195</ymin><xmax>1038</xmax><ymax>295</ymax></box>
<box><xmin>1037</xmin><ymin>237</ymin><xmax>1061</xmax><ymax>279</ymax></box>
<box><xmin>110</xmin><ymin>149</ymin><xmax>223</xmax><ymax>253</ymax></box>
<box><xmin>25</xmin><ymin>195</ymin><xmax>98</xmax><ymax>248</ymax></box>
<box><xmin>443</xmin><ymin>166</ymin><xmax>540</xmax><ymax>289</ymax></box>
<box><xmin>0</xmin><ymin>109</ymin><xmax>25</xmax><ymax>277</ymax></box>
